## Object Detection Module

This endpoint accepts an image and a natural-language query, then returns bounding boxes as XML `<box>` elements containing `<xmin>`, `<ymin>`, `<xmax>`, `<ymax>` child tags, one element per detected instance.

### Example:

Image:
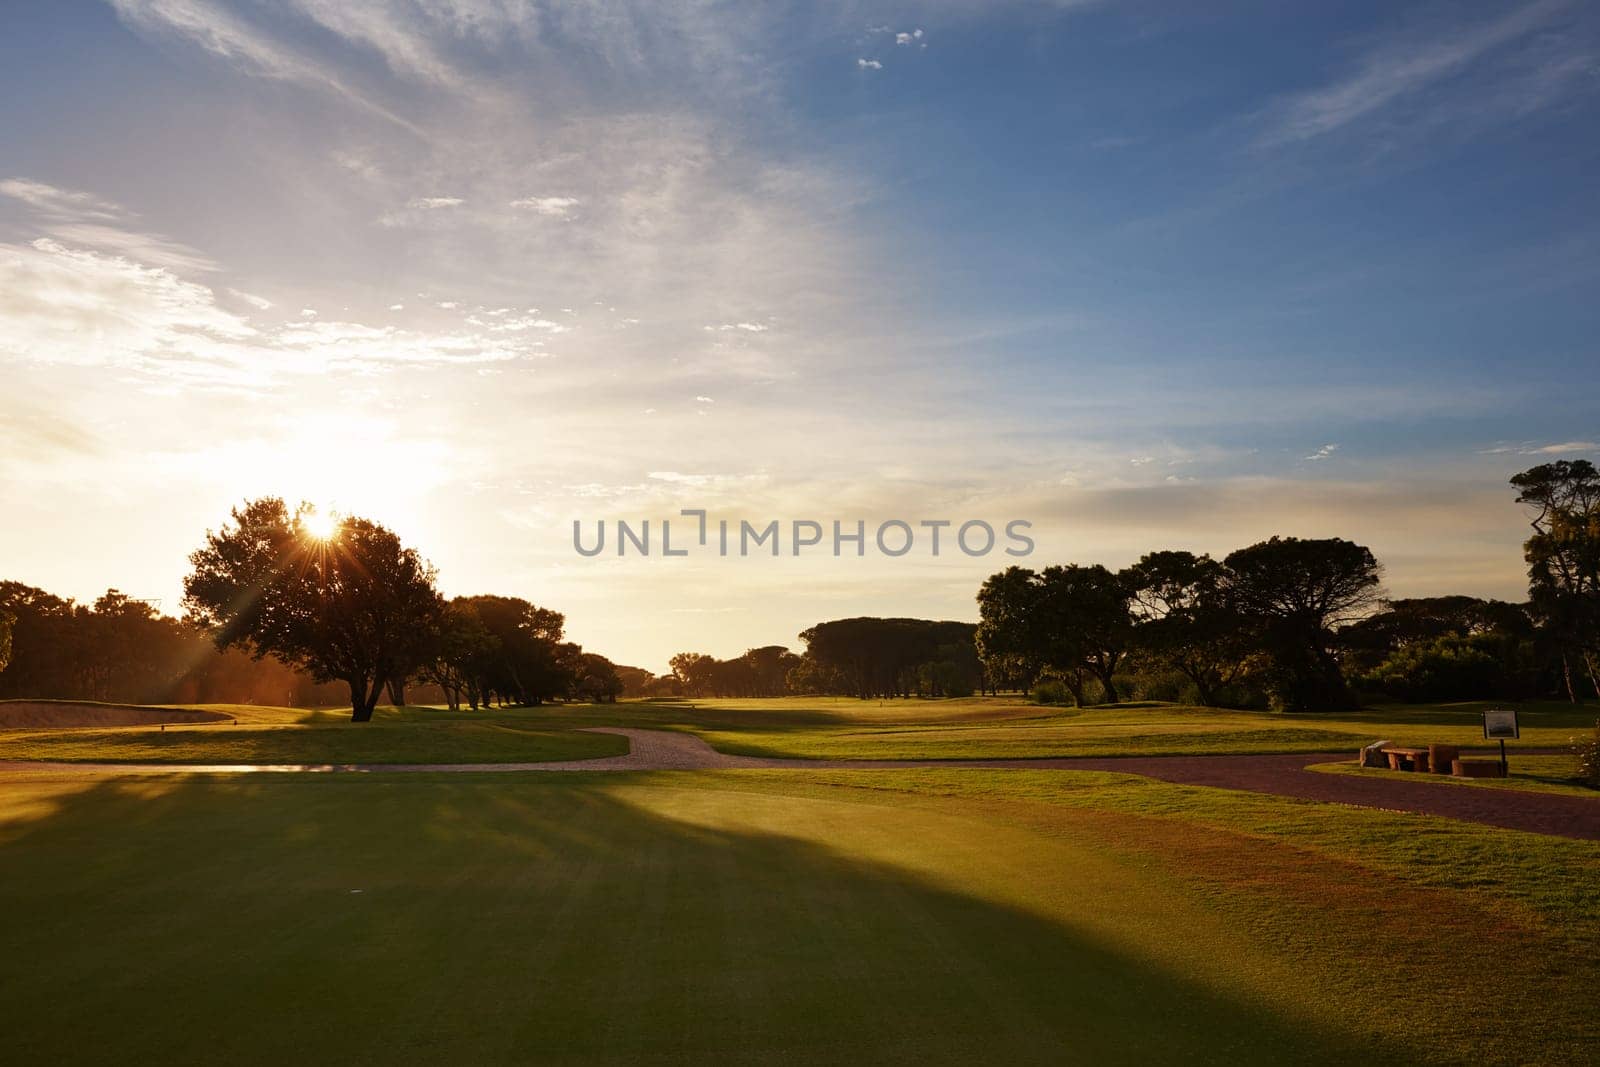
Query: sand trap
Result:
<box><xmin>0</xmin><ymin>702</ymin><xmax>232</xmax><ymax>730</ymax></box>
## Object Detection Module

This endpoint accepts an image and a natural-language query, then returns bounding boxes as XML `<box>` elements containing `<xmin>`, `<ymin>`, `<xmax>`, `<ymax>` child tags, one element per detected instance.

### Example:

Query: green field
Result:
<box><xmin>3</xmin><ymin>696</ymin><xmax>1594</xmax><ymax>764</ymax></box>
<box><xmin>2</xmin><ymin>696</ymin><xmax>1597</xmax><ymax>1063</ymax></box>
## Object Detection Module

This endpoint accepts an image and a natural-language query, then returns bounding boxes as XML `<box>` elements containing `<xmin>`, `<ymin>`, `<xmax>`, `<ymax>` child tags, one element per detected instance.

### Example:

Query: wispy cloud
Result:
<box><xmin>1305</xmin><ymin>443</ymin><xmax>1340</xmax><ymax>461</ymax></box>
<box><xmin>857</xmin><ymin>58</ymin><xmax>882</xmax><ymax>71</ymax></box>
<box><xmin>1480</xmin><ymin>440</ymin><xmax>1598</xmax><ymax>455</ymax></box>
<box><xmin>1263</xmin><ymin>0</ymin><xmax>1584</xmax><ymax>144</ymax></box>
<box><xmin>510</xmin><ymin>196</ymin><xmax>580</xmax><ymax>218</ymax></box>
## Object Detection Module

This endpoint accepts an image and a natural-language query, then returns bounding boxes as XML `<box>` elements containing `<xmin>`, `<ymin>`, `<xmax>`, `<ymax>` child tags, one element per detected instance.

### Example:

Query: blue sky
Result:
<box><xmin>1</xmin><ymin>1</ymin><xmax>1596</xmax><ymax>669</ymax></box>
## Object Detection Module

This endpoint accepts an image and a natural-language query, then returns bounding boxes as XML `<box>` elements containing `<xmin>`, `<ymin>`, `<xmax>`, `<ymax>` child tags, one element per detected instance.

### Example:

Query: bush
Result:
<box><xmin>1031</xmin><ymin>678</ymin><xmax>1073</xmax><ymax>705</ymax></box>
<box><xmin>1358</xmin><ymin>635</ymin><xmax>1508</xmax><ymax>703</ymax></box>
<box><xmin>1576</xmin><ymin>722</ymin><xmax>1600</xmax><ymax>789</ymax></box>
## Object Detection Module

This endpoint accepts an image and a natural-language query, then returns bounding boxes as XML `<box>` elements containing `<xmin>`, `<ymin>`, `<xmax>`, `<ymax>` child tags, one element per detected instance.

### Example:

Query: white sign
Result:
<box><xmin>1482</xmin><ymin>708</ymin><xmax>1520</xmax><ymax>740</ymax></box>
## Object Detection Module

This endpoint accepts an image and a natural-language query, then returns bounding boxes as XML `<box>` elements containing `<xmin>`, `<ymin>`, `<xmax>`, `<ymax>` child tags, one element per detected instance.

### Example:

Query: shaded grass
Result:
<box><xmin>1</xmin><ymin>768</ymin><xmax>1595</xmax><ymax>1063</ymax></box>
<box><xmin>0</xmin><ymin>717</ymin><xmax>623</xmax><ymax>764</ymax></box>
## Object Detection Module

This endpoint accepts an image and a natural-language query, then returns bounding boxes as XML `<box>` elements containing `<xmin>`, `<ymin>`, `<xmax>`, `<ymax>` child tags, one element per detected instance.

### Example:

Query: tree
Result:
<box><xmin>977</xmin><ymin>566</ymin><xmax>1046</xmax><ymax>694</ymax></box>
<box><xmin>1125</xmin><ymin>551</ymin><xmax>1251</xmax><ymax>706</ymax></box>
<box><xmin>1511</xmin><ymin>460</ymin><xmax>1600</xmax><ymax>702</ymax></box>
<box><xmin>1034</xmin><ymin>565</ymin><xmax>1134</xmax><ymax>704</ymax></box>
<box><xmin>0</xmin><ymin>605</ymin><xmax>13</xmax><ymax>678</ymax></box>
<box><xmin>1223</xmin><ymin>536</ymin><xmax>1382</xmax><ymax>711</ymax></box>
<box><xmin>183</xmin><ymin>498</ymin><xmax>445</xmax><ymax>722</ymax></box>
<box><xmin>419</xmin><ymin>600</ymin><xmax>499</xmax><ymax>711</ymax></box>
<box><xmin>572</xmin><ymin>653</ymin><xmax>623</xmax><ymax>702</ymax></box>
<box><xmin>458</xmin><ymin>595</ymin><xmax>572</xmax><ymax>705</ymax></box>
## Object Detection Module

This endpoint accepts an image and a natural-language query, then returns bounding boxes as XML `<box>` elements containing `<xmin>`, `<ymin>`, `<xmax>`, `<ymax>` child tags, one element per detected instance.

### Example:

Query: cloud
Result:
<box><xmin>408</xmin><ymin>196</ymin><xmax>463</xmax><ymax>208</ymax></box>
<box><xmin>510</xmin><ymin>196</ymin><xmax>580</xmax><ymax>218</ymax></box>
<box><xmin>1263</xmin><ymin>0</ymin><xmax>1584</xmax><ymax>144</ymax></box>
<box><xmin>857</xmin><ymin>58</ymin><xmax>882</xmax><ymax>70</ymax></box>
<box><xmin>695</xmin><ymin>395</ymin><xmax>714</xmax><ymax>403</ymax></box>
<box><xmin>1481</xmin><ymin>440</ymin><xmax>1598</xmax><ymax>455</ymax></box>
<box><xmin>106</xmin><ymin>0</ymin><xmax>423</xmax><ymax>131</ymax></box>
<box><xmin>1305</xmin><ymin>443</ymin><xmax>1340</xmax><ymax>461</ymax></box>
<box><xmin>0</xmin><ymin>233</ymin><xmax>549</xmax><ymax>387</ymax></box>
<box><xmin>0</xmin><ymin>178</ymin><xmax>121</xmax><ymax>220</ymax></box>
<box><xmin>227</xmin><ymin>288</ymin><xmax>273</xmax><ymax>309</ymax></box>
<box><xmin>895</xmin><ymin>30</ymin><xmax>924</xmax><ymax>46</ymax></box>
<box><xmin>1</xmin><ymin>176</ymin><xmax>216</xmax><ymax>271</ymax></box>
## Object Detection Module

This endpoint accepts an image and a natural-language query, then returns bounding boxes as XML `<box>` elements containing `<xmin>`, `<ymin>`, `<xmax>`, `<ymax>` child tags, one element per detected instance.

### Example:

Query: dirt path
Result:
<box><xmin>1</xmin><ymin>727</ymin><xmax>1594</xmax><ymax>840</ymax></box>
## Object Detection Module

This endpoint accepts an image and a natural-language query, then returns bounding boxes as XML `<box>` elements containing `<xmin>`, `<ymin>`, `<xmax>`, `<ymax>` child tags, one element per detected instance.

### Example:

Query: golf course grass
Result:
<box><xmin>5</xmin><ymin>696</ymin><xmax>1592</xmax><ymax>765</ymax></box>
<box><xmin>1</xmin><ymin>767</ymin><xmax>1595</xmax><ymax>1064</ymax></box>
<box><xmin>2</xmin><ymin>695</ymin><xmax>1597</xmax><ymax>1063</ymax></box>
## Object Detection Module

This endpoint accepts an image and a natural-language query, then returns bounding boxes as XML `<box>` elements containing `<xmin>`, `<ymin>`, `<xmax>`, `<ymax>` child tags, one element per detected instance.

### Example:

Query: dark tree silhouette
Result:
<box><xmin>1223</xmin><ymin>536</ymin><xmax>1382</xmax><ymax>711</ymax></box>
<box><xmin>1512</xmin><ymin>460</ymin><xmax>1600</xmax><ymax>702</ymax></box>
<box><xmin>183</xmin><ymin>498</ymin><xmax>445</xmax><ymax>722</ymax></box>
<box><xmin>1125</xmin><ymin>550</ymin><xmax>1250</xmax><ymax>707</ymax></box>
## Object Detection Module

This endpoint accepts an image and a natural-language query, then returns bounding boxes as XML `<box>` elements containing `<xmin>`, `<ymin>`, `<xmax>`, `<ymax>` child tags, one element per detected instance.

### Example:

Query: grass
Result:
<box><xmin>1310</xmin><ymin>754</ymin><xmax>1598</xmax><ymax>798</ymax></box>
<box><xmin>0</xmin><ymin>767</ymin><xmax>1595</xmax><ymax>1064</ymax></box>
<box><xmin>0</xmin><ymin>704</ymin><xmax>624</xmax><ymax>764</ymax></box>
<box><xmin>2</xmin><ymin>695</ymin><xmax>1594</xmax><ymax>765</ymax></box>
<box><xmin>553</xmin><ymin>695</ymin><xmax>1598</xmax><ymax>761</ymax></box>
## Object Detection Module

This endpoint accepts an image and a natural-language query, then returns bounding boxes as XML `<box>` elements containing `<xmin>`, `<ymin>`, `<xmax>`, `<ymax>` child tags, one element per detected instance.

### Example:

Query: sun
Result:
<box><xmin>302</xmin><ymin>508</ymin><xmax>340</xmax><ymax>542</ymax></box>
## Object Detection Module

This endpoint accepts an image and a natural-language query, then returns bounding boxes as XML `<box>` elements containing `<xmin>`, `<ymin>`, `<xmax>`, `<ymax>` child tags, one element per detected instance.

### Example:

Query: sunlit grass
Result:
<box><xmin>0</xmin><ymin>768</ymin><xmax>1594</xmax><ymax>1063</ymax></box>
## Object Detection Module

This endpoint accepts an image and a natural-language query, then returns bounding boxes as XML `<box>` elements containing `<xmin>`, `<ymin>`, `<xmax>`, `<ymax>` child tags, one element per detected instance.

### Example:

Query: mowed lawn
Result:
<box><xmin>7</xmin><ymin>696</ymin><xmax>1593</xmax><ymax>765</ymax></box>
<box><xmin>0</xmin><ymin>702</ymin><xmax>625</xmax><ymax>764</ymax></box>
<box><xmin>561</xmin><ymin>696</ymin><xmax>1597</xmax><ymax>761</ymax></box>
<box><xmin>1</xmin><ymin>766</ymin><xmax>1596</xmax><ymax>1064</ymax></box>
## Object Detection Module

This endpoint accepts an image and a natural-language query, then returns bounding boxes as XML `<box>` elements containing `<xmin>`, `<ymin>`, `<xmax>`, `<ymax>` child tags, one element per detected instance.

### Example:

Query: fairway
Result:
<box><xmin>2</xmin><ymin>763</ymin><xmax>1597</xmax><ymax>1065</ymax></box>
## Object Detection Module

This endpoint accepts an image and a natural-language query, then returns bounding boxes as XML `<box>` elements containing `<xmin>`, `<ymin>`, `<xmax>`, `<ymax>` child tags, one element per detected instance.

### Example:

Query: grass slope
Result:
<box><xmin>0</xmin><ymin>768</ymin><xmax>1595</xmax><ymax>1064</ymax></box>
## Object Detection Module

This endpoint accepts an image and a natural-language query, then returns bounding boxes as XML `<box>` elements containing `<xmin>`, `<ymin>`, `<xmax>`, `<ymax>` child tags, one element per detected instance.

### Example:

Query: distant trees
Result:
<box><xmin>795</xmin><ymin>618</ymin><xmax>982</xmax><ymax>699</ymax></box>
<box><xmin>183</xmin><ymin>498</ymin><xmax>446</xmax><ymax>722</ymax></box>
<box><xmin>977</xmin><ymin>536</ymin><xmax>1383</xmax><ymax>711</ymax></box>
<box><xmin>669</xmin><ymin>646</ymin><xmax>804</xmax><ymax>697</ymax></box>
<box><xmin>0</xmin><ymin>578</ymin><xmax>347</xmax><ymax>706</ymax></box>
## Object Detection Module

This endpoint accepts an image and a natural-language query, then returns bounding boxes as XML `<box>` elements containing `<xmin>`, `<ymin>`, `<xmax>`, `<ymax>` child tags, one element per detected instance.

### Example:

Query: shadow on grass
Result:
<box><xmin>0</xmin><ymin>774</ymin><xmax>1392</xmax><ymax>1066</ymax></box>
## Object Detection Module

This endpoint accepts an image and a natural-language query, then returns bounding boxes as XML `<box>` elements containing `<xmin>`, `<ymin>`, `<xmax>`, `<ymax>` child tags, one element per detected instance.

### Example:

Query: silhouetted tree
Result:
<box><xmin>182</xmin><ymin>498</ymin><xmax>445</xmax><ymax>722</ymax></box>
<box><xmin>1125</xmin><ymin>551</ymin><xmax>1251</xmax><ymax>706</ymax></box>
<box><xmin>1223</xmin><ymin>536</ymin><xmax>1382</xmax><ymax>711</ymax></box>
<box><xmin>1512</xmin><ymin>460</ymin><xmax>1600</xmax><ymax>702</ymax></box>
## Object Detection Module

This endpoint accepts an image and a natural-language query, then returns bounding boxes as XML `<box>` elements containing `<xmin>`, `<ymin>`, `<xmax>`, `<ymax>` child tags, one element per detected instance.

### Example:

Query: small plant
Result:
<box><xmin>1575</xmin><ymin>721</ymin><xmax>1600</xmax><ymax>789</ymax></box>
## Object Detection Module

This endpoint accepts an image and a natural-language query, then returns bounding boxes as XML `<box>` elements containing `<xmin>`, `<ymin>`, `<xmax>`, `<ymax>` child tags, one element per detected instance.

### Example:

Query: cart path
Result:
<box><xmin>1</xmin><ymin>727</ymin><xmax>1595</xmax><ymax>841</ymax></box>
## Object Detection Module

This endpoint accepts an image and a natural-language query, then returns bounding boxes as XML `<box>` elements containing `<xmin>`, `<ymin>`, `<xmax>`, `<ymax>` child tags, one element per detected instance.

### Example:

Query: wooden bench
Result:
<box><xmin>1452</xmin><ymin>759</ymin><xmax>1506</xmax><ymax>779</ymax></box>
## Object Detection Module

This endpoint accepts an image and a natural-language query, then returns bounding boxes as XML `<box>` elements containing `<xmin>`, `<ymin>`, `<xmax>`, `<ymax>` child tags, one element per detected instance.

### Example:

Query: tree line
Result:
<box><xmin>1</xmin><ymin>498</ymin><xmax>645</xmax><ymax>720</ymax></box>
<box><xmin>5</xmin><ymin>462</ymin><xmax>1596</xmax><ymax>715</ymax></box>
<box><xmin>649</xmin><ymin>462</ymin><xmax>1600</xmax><ymax>710</ymax></box>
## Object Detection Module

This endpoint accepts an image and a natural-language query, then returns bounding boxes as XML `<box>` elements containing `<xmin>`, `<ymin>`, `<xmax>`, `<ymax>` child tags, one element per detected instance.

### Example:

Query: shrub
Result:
<box><xmin>1576</xmin><ymin>722</ymin><xmax>1600</xmax><ymax>789</ymax></box>
<box><xmin>1031</xmin><ymin>678</ymin><xmax>1073</xmax><ymax>705</ymax></box>
<box><xmin>1358</xmin><ymin>635</ymin><xmax>1508</xmax><ymax>703</ymax></box>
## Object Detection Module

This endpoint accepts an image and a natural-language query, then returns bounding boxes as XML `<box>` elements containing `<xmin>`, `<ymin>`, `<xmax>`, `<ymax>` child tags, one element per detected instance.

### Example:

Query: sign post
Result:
<box><xmin>1482</xmin><ymin>708</ymin><xmax>1520</xmax><ymax>777</ymax></box>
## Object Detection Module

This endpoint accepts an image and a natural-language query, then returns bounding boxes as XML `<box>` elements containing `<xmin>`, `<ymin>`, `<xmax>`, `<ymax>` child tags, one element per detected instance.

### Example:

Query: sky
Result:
<box><xmin>1</xmin><ymin>1</ymin><xmax>1597</xmax><ymax>672</ymax></box>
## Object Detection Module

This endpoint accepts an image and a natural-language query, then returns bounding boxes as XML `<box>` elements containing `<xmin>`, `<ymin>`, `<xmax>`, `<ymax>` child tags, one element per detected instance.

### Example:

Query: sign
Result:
<box><xmin>1483</xmin><ymin>707</ymin><xmax>1520</xmax><ymax>740</ymax></box>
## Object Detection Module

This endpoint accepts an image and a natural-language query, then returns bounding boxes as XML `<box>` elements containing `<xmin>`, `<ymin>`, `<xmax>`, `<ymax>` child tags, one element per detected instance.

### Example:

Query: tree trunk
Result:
<box><xmin>386</xmin><ymin>675</ymin><xmax>407</xmax><ymax>706</ymax></box>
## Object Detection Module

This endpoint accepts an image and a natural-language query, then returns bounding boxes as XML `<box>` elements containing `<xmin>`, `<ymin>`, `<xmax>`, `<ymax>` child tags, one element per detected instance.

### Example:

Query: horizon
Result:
<box><xmin>4</xmin><ymin>1</ymin><xmax>1598</xmax><ymax>672</ymax></box>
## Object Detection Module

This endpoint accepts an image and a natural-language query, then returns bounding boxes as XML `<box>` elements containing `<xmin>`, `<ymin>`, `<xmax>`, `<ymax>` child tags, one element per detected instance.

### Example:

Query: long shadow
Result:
<box><xmin>0</xmin><ymin>774</ymin><xmax>1443</xmax><ymax>1065</ymax></box>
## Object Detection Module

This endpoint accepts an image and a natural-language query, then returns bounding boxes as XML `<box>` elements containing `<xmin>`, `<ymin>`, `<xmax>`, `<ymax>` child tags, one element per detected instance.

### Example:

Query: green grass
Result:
<box><xmin>552</xmin><ymin>695</ymin><xmax>1597</xmax><ymax>761</ymax></box>
<box><xmin>0</xmin><ymin>708</ymin><xmax>624</xmax><ymax>764</ymax></box>
<box><xmin>3</xmin><ymin>695</ymin><xmax>1593</xmax><ymax>765</ymax></box>
<box><xmin>1310</xmin><ymin>754</ymin><xmax>1599</xmax><ymax>798</ymax></box>
<box><xmin>1</xmin><ymin>767</ymin><xmax>1595</xmax><ymax>1064</ymax></box>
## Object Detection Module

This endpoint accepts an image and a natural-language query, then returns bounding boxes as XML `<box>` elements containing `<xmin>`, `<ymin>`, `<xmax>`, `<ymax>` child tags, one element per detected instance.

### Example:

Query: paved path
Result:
<box><xmin>2</xmin><ymin>728</ymin><xmax>1595</xmax><ymax>841</ymax></box>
